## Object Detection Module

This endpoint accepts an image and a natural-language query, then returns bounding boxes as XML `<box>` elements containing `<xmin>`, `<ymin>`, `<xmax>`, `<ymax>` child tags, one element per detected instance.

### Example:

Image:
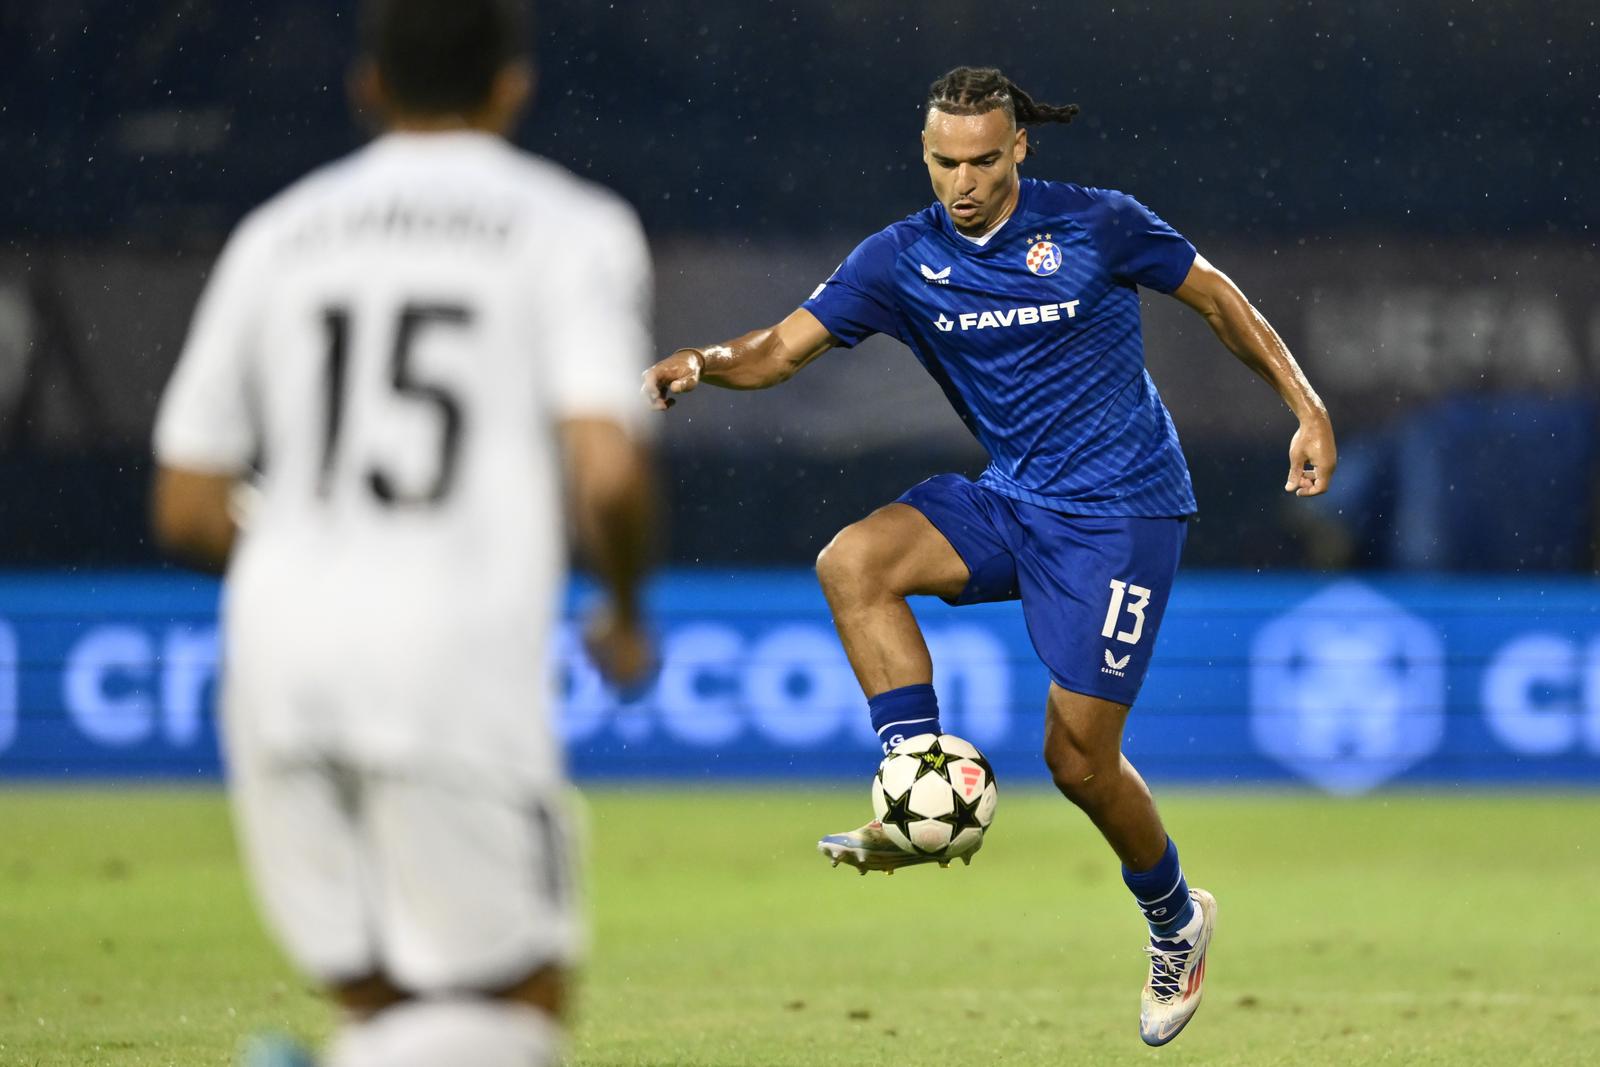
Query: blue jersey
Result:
<box><xmin>803</xmin><ymin>177</ymin><xmax>1199</xmax><ymax>517</ymax></box>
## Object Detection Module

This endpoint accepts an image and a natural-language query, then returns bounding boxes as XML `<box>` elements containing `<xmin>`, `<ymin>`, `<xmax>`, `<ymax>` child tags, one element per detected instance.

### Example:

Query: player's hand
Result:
<box><xmin>583</xmin><ymin>603</ymin><xmax>657</xmax><ymax>694</ymax></box>
<box><xmin>1285</xmin><ymin>413</ymin><xmax>1337</xmax><ymax>497</ymax></box>
<box><xmin>641</xmin><ymin>348</ymin><xmax>705</xmax><ymax>411</ymax></box>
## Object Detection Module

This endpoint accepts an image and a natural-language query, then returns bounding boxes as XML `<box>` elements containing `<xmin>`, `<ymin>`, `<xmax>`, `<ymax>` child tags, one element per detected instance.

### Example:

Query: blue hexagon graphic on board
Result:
<box><xmin>1249</xmin><ymin>581</ymin><xmax>1446</xmax><ymax>795</ymax></box>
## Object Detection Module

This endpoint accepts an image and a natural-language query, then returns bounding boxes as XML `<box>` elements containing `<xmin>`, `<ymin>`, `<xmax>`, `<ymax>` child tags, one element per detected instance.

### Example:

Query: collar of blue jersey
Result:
<box><xmin>934</xmin><ymin>177</ymin><xmax>1036</xmax><ymax>256</ymax></box>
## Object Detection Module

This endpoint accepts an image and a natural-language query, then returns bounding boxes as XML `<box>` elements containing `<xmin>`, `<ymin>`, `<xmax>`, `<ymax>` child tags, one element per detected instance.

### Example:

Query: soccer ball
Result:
<box><xmin>871</xmin><ymin>733</ymin><xmax>998</xmax><ymax>859</ymax></box>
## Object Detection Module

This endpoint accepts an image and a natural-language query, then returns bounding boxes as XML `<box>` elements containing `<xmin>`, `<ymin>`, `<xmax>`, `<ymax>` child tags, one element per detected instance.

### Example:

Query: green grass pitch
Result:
<box><xmin>2</xmin><ymin>787</ymin><xmax>1597</xmax><ymax>1065</ymax></box>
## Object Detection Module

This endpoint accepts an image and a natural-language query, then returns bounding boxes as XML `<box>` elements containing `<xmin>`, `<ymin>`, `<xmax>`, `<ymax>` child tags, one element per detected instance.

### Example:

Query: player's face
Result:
<box><xmin>922</xmin><ymin>108</ymin><xmax>1029</xmax><ymax>234</ymax></box>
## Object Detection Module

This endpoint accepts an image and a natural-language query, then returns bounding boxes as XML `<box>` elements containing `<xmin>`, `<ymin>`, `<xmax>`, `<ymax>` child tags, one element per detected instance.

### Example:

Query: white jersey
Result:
<box><xmin>154</xmin><ymin>130</ymin><xmax>650</xmax><ymax>790</ymax></box>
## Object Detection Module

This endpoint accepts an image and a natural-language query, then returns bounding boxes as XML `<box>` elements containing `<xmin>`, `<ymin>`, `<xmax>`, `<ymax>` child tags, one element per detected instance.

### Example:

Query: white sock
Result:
<box><xmin>327</xmin><ymin>997</ymin><xmax>561</xmax><ymax>1067</ymax></box>
<box><xmin>1166</xmin><ymin>904</ymin><xmax>1205</xmax><ymax>945</ymax></box>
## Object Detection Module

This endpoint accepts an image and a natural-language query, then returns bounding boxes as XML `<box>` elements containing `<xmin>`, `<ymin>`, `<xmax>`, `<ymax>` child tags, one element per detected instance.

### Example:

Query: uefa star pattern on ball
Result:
<box><xmin>870</xmin><ymin>733</ymin><xmax>998</xmax><ymax>858</ymax></box>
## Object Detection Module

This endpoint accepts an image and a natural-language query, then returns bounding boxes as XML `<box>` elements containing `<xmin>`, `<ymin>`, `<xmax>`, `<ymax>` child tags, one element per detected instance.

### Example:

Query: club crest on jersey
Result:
<box><xmin>1025</xmin><ymin>234</ymin><xmax>1062</xmax><ymax>276</ymax></box>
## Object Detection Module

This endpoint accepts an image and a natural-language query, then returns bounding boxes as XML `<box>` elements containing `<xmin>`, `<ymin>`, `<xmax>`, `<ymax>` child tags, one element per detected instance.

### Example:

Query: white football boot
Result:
<box><xmin>816</xmin><ymin>820</ymin><xmax>979</xmax><ymax>875</ymax></box>
<box><xmin>1138</xmin><ymin>888</ymin><xmax>1217</xmax><ymax>1046</ymax></box>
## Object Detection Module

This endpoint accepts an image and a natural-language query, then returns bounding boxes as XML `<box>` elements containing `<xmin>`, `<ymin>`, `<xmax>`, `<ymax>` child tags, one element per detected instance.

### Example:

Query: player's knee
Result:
<box><xmin>333</xmin><ymin>972</ymin><xmax>410</xmax><ymax>1018</ymax></box>
<box><xmin>491</xmin><ymin>964</ymin><xmax>567</xmax><ymax>1020</ymax></box>
<box><xmin>333</xmin><ymin>966</ymin><xmax>565</xmax><ymax>1023</ymax></box>
<box><xmin>1042</xmin><ymin>735</ymin><xmax>1114</xmax><ymax>811</ymax></box>
<box><xmin>816</xmin><ymin>523</ymin><xmax>888</xmax><ymax>600</ymax></box>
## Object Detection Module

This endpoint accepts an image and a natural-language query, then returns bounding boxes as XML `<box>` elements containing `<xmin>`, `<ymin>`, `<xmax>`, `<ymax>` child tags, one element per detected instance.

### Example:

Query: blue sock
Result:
<box><xmin>1122</xmin><ymin>837</ymin><xmax>1196</xmax><ymax>940</ymax></box>
<box><xmin>867</xmin><ymin>684</ymin><xmax>941</xmax><ymax>754</ymax></box>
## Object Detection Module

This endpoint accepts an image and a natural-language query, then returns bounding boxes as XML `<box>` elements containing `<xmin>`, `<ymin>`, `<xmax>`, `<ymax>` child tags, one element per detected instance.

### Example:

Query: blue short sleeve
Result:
<box><xmin>802</xmin><ymin>230</ymin><xmax>903</xmax><ymax>346</ymax></box>
<box><xmin>1082</xmin><ymin>189</ymin><xmax>1196</xmax><ymax>293</ymax></box>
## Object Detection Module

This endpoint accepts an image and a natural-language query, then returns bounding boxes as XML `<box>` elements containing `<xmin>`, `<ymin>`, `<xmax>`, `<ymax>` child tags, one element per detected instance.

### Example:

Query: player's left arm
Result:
<box><xmin>1172</xmin><ymin>254</ymin><xmax>1336</xmax><ymax>497</ymax></box>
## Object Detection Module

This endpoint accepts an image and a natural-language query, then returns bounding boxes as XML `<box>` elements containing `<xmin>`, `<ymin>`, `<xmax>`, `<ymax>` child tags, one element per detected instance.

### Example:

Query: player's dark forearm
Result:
<box><xmin>150</xmin><ymin>472</ymin><xmax>237</xmax><ymax>574</ymax></box>
<box><xmin>153</xmin><ymin>524</ymin><xmax>235</xmax><ymax>574</ymax></box>
<box><xmin>1205</xmin><ymin>297</ymin><xmax>1327</xmax><ymax>424</ymax></box>
<box><xmin>575</xmin><ymin>459</ymin><xmax>655</xmax><ymax>620</ymax></box>
<box><xmin>696</xmin><ymin>327</ymin><xmax>806</xmax><ymax>390</ymax></box>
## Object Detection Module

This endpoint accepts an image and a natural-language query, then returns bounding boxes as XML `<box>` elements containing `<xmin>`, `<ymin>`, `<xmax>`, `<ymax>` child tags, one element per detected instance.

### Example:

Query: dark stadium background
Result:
<box><xmin>3</xmin><ymin>0</ymin><xmax>1596</xmax><ymax>572</ymax></box>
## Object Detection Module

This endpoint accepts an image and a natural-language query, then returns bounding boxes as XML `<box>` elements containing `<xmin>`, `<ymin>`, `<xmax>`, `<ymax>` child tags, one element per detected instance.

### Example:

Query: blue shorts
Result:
<box><xmin>898</xmin><ymin>474</ymin><xmax>1188</xmax><ymax>705</ymax></box>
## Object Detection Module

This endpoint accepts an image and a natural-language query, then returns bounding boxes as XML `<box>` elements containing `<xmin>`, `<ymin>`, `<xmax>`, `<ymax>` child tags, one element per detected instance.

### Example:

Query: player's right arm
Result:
<box><xmin>641</xmin><ymin>307</ymin><xmax>836</xmax><ymax>409</ymax></box>
<box><xmin>150</xmin><ymin>217</ymin><xmax>265</xmax><ymax>572</ymax></box>
<box><xmin>644</xmin><ymin>228</ymin><xmax>905</xmax><ymax>410</ymax></box>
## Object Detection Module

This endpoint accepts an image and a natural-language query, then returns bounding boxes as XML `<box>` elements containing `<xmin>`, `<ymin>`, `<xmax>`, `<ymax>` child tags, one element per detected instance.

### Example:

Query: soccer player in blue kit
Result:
<box><xmin>643</xmin><ymin>67</ymin><xmax>1336</xmax><ymax>1045</ymax></box>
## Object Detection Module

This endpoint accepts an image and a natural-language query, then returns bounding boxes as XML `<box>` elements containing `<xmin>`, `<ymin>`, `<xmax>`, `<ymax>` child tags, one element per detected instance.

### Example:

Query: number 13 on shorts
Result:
<box><xmin>1101</xmin><ymin>578</ymin><xmax>1152</xmax><ymax>644</ymax></box>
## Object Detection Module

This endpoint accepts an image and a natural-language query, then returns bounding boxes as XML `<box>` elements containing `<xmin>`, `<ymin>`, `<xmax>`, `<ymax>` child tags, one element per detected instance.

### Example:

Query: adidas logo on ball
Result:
<box><xmin>871</xmin><ymin>733</ymin><xmax>998</xmax><ymax>860</ymax></box>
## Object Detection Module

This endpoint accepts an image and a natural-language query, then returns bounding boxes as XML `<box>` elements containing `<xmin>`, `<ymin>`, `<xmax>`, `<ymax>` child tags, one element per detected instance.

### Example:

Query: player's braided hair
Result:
<box><xmin>926</xmin><ymin>67</ymin><xmax>1080</xmax><ymax>155</ymax></box>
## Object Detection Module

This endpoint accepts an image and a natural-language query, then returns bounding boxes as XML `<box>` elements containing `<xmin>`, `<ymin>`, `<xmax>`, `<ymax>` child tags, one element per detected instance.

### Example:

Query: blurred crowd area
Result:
<box><xmin>2</xmin><ymin>1</ymin><xmax>1596</xmax><ymax>572</ymax></box>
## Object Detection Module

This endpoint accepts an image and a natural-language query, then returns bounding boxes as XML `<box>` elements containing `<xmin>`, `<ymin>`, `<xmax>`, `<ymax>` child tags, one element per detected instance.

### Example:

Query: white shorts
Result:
<box><xmin>227</xmin><ymin>741</ymin><xmax>584</xmax><ymax>993</ymax></box>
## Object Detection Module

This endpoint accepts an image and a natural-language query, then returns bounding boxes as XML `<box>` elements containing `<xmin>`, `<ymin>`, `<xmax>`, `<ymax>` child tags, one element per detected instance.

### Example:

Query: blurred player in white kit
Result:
<box><xmin>150</xmin><ymin>1</ymin><xmax>654</xmax><ymax>1063</ymax></box>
